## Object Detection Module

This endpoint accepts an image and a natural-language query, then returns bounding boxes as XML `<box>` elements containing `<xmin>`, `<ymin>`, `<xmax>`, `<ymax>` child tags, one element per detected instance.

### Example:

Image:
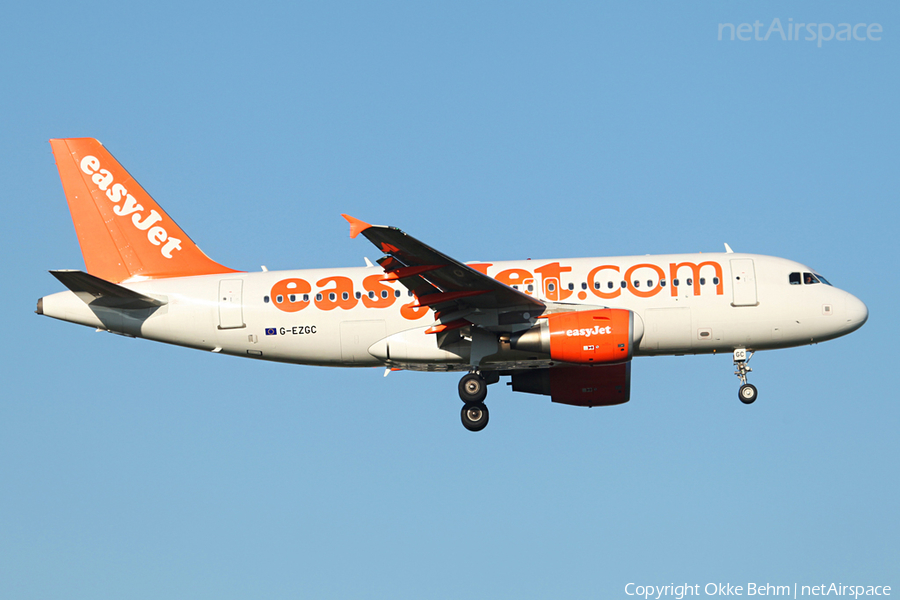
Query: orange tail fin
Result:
<box><xmin>49</xmin><ymin>138</ymin><xmax>240</xmax><ymax>283</ymax></box>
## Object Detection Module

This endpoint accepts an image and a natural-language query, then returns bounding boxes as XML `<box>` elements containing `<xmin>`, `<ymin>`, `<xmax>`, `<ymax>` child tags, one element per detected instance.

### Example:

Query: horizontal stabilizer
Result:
<box><xmin>50</xmin><ymin>270</ymin><xmax>167</xmax><ymax>310</ymax></box>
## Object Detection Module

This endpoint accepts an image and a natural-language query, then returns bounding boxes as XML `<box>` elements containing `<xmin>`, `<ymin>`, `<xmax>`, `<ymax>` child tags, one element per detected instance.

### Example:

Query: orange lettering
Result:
<box><xmin>669</xmin><ymin>261</ymin><xmax>723</xmax><ymax>297</ymax></box>
<box><xmin>362</xmin><ymin>274</ymin><xmax>396</xmax><ymax>308</ymax></box>
<box><xmin>625</xmin><ymin>263</ymin><xmax>665</xmax><ymax>298</ymax></box>
<box><xmin>587</xmin><ymin>265</ymin><xmax>621</xmax><ymax>299</ymax></box>
<box><xmin>270</xmin><ymin>278</ymin><xmax>311</xmax><ymax>313</ymax></box>
<box><xmin>400</xmin><ymin>300</ymin><xmax>430</xmax><ymax>320</ymax></box>
<box><xmin>315</xmin><ymin>276</ymin><xmax>358</xmax><ymax>311</ymax></box>
<box><xmin>535</xmin><ymin>262</ymin><xmax>573</xmax><ymax>300</ymax></box>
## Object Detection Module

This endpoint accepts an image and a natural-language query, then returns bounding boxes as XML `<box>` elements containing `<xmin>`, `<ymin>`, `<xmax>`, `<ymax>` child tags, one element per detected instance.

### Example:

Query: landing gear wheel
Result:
<box><xmin>461</xmin><ymin>402</ymin><xmax>489</xmax><ymax>432</ymax></box>
<box><xmin>739</xmin><ymin>383</ymin><xmax>758</xmax><ymax>405</ymax></box>
<box><xmin>459</xmin><ymin>373</ymin><xmax>487</xmax><ymax>404</ymax></box>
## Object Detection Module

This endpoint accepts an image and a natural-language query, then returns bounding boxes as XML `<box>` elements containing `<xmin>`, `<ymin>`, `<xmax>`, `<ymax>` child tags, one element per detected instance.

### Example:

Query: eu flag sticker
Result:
<box><xmin>265</xmin><ymin>328</ymin><xmax>277</xmax><ymax>336</ymax></box>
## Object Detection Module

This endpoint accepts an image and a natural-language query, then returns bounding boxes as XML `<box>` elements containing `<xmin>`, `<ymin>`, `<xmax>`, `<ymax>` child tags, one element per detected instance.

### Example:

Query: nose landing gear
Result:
<box><xmin>733</xmin><ymin>349</ymin><xmax>758</xmax><ymax>404</ymax></box>
<box><xmin>458</xmin><ymin>371</ymin><xmax>492</xmax><ymax>431</ymax></box>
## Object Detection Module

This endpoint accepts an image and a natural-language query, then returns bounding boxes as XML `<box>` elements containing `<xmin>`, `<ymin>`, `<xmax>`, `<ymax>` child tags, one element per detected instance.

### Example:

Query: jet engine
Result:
<box><xmin>510</xmin><ymin>308</ymin><xmax>643</xmax><ymax>364</ymax></box>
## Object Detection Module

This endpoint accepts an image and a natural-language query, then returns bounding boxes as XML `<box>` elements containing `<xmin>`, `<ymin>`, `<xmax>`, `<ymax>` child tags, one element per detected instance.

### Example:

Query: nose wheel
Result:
<box><xmin>458</xmin><ymin>372</ymin><xmax>491</xmax><ymax>431</ymax></box>
<box><xmin>733</xmin><ymin>349</ymin><xmax>758</xmax><ymax>404</ymax></box>
<box><xmin>739</xmin><ymin>383</ymin><xmax>758</xmax><ymax>404</ymax></box>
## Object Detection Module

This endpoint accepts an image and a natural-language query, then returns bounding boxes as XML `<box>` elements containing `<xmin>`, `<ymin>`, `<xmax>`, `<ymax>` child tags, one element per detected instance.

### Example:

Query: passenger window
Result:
<box><xmin>263</xmin><ymin>296</ymin><xmax>270</xmax><ymax>303</ymax></box>
<box><xmin>315</xmin><ymin>293</ymin><xmax>322</xmax><ymax>301</ymax></box>
<box><xmin>660</xmin><ymin>279</ymin><xmax>666</xmax><ymax>287</ymax></box>
<box><xmin>303</xmin><ymin>294</ymin><xmax>309</xmax><ymax>302</ymax></box>
<box><xmin>607</xmin><ymin>282</ymin><xmax>613</xmax><ymax>289</ymax></box>
<box><xmin>687</xmin><ymin>278</ymin><xmax>693</xmax><ymax>286</ymax></box>
<box><xmin>381</xmin><ymin>290</ymin><xmax>389</xmax><ymax>299</ymax></box>
<box><xmin>713</xmin><ymin>277</ymin><xmax>719</xmax><ymax>285</ymax></box>
<box><xmin>567</xmin><ymin>283</ymin><xmax>574</xmax><ymax>291</ymax></box>
<box><xmin>620</xmin><ymin>281</ymin><xmax>627</xmax><ymax>288</ymax></box>
<box><xmin>673</xmin><ymin>279</ymin><xmax>679</xmax><ymax>287</ymax></box>
<box><xmin>646</xmin><ymin>280</ymin><xmax>653</xmax><ymax>288</ymax></box>
<box><xmin>789</xmin><ymin>272</ymin><xmax>801</xmax><ymax>285</ymax></box>
<box><xmin>368</xmin><ymin>291</ymin><xmax>375</xmax><ymax>299</ymax></box>
<box><xmin>581</xmin><ymin>282</ymin><xmax>587</xmax><ymax>290</ymax></box>
<box><xmin>276</xmin><ymin>295</ymin><xmax>283</xmax><ymax>303</ymax></box>
<box><xmin>342</xmin><ymin>292</ymin><xmax>349</xmax><ymax>301</ymax></box>
<box><xmin>700</xmin><ymin>278</ymin><xmax>706</xmax><ymax>285</ymax></box>
<box><xmin>328</xmin><ymin>293</ymin><xmax>336</xmax><ymax>301</ymax></box>
<box><xmin>633</xmin><ymin>280</ymin><xmax>640</xmax><ymax>288</ymax></box>
<box><xmin>408</xmin><ymin>290</ymin><xmax>414</xmax><ymax>296</ymax></box>
<box><xmin>394</xmin><ymin>289</ymin><xmax>401</xmax><ymax>297</ymax></box>
<box><xmin>355</xmin><ymin>291</ymin><xmax>361</xmax><ymax>299</ymax></box>
<box><xmin>289</xmin><ymin>294</ymin><xmax>296</xmax><ymax>302</ymax></box>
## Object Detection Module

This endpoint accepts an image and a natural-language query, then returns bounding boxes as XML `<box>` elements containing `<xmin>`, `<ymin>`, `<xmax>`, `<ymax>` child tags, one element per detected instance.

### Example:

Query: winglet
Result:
<box><xmin>341</xmin><ymin>214</ymin><xmax>372</xmax><ymax>239</ymax></box>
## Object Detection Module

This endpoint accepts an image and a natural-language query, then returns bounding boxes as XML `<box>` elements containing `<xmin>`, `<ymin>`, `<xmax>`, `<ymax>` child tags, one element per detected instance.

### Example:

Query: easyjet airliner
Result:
<box><xmin>37</xmin><ymin>139</ymin><xmax>868</xmax><ymax>431</ymax></box>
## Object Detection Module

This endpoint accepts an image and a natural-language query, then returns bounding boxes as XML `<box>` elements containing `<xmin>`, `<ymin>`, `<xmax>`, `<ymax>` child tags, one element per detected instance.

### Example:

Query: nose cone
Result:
<box><xmin>845</xmin><ymin>294</ymin><xmax>868</xmax><ymax>333</ymax></box>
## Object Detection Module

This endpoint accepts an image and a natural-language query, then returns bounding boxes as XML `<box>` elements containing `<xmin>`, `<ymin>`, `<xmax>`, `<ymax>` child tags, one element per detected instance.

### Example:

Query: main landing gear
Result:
<box><xmin>458</xmin><ymin>372</ymin><xmax>493</xmax><ymax>432</ymax></box>
<box><xmin>733</xmin><ymin>348</ymin><xmax>758</xmax><ymax>405</ymax></box>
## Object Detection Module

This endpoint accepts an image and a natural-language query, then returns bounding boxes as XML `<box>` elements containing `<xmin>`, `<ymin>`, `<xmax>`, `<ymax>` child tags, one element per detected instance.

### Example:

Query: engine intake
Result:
<box><xmin>510</xmin><ymin>308</ymin><xmax>642</xmax><ymax>364</ymax></box>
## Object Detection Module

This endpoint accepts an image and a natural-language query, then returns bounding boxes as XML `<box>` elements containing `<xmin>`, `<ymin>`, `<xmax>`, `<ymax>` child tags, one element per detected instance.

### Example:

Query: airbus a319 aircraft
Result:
<box><xmin>38</xmin><ymin>138</ymin><xmax>868</xmax><ymax>431</ymax></box>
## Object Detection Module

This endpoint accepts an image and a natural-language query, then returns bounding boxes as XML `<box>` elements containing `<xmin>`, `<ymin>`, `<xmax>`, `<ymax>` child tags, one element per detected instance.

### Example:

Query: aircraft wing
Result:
<box><xmin>342</xmin><ymin>215</ymin><xmax>544</xmax><ymax>325</ymax></box>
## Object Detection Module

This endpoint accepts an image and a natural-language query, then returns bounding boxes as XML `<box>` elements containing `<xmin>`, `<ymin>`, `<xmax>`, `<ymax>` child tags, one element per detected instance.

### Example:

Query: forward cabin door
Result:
<box><xmin>730</xmin><ymin>259</ymin><xmax>758</xmax><ymax>307</ymax></box>
<box><xmin>218</xmin><ymin>279</ymin><xmax>245</xmax><ymax>329</ymax></box>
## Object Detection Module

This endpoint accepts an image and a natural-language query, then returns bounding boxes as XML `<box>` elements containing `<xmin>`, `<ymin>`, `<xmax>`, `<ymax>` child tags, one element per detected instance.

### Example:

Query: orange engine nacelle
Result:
<box><xmin>510</xmin><ymin>308</ymin><xmax>642</xmax><ymax>364</ymax></box>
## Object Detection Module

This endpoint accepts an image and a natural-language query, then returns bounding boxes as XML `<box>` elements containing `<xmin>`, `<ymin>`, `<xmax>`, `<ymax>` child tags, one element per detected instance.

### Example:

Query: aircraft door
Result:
<box><xmin>218</xmin><ymin>279</ymin><xmax>245</xmax><ymax>329</ymax></box>
<box><xmin>730</xmin><ymin>259</ymin><xmax>758</xmax><ymax>307</ymax></box>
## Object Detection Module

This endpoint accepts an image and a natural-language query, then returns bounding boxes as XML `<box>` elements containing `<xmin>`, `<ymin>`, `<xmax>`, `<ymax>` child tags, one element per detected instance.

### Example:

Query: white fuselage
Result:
<box><xmin>40</xmin><ymin>252</ymin><xmax>868</xmax><ymax>370</ymax></box>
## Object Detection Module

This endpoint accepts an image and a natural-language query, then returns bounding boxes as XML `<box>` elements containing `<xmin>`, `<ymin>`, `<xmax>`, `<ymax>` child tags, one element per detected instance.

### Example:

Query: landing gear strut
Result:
<box><xmin>733</xmin><ymin>349</ymin><xmax>758</xmax><ymax>404</ymax></box>
<box><xmin>458</xmin><ymin>372</ymin><xmax>491</xmax><ymax>431</ymax></box>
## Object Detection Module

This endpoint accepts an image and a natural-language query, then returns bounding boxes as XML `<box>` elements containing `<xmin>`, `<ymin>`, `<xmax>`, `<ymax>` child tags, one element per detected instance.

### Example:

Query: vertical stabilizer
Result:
<box><xmin>49</xmin><ymin>138</ymin><xmax>239</xmax><ymax>282</ymax></box>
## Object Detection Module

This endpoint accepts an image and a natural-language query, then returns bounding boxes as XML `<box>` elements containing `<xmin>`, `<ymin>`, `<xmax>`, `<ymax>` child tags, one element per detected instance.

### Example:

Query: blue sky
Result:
<box><xmin>1</xmin><ymin>1</ymin><xmax>897</xmax><ymax>598</ymax></box>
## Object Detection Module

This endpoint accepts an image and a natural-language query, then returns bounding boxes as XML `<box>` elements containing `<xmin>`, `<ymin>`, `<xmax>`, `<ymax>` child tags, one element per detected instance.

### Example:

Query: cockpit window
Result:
<box><xmin>791</xmin><ymin>271</ymin><xmax>832</xmax><ymax>286</ymax></box>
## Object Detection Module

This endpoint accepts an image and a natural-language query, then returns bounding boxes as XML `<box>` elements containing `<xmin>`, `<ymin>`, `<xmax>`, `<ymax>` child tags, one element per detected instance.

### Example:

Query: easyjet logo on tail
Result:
<box><xmin>79</xmin><ymin>156</ymin><xmax>182</xmax><ymax>259</ymax></box>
